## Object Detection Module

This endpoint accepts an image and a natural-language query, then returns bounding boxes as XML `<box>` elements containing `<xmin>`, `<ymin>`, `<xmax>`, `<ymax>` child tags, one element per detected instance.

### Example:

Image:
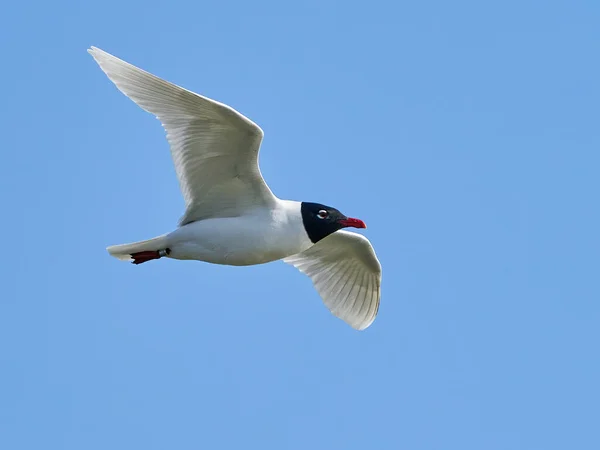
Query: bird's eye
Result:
<box><xmin>317</xmin><ymin>210</ymin><xmax>328</xmax><ymax>219</ymax></box>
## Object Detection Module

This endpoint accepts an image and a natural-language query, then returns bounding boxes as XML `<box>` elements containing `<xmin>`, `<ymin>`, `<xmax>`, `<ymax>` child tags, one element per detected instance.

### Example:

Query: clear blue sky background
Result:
<box><xmin>1</xmin><ymin>1</ymin><xmax>599</xmax><ymax>449</ymax></box>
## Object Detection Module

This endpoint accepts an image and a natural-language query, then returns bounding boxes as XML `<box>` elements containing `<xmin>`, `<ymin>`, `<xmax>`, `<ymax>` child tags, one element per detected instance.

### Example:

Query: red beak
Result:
<box><xmin>338</xmin><ymin>217</ymin><xmax>367</xmax><ymax>229</ymax></box>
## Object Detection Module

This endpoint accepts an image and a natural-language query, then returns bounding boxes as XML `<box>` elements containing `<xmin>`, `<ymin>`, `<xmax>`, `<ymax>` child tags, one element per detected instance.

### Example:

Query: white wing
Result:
<box><xmin>284</xmin><ymin>231</ymin><xmax>382</xmax><ymax>330</ymax></box>
<box><xmin>88</xmin><ymin>46</ymin><xmax>278</xmax><ymax>225</ymax></box>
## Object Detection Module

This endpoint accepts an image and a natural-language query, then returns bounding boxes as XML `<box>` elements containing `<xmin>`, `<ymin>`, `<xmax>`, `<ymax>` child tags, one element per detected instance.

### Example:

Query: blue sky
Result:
<box><xmin>1</xmin><ymin>0</ymin><xmax>599</xmax><ymax>449</ymax></box>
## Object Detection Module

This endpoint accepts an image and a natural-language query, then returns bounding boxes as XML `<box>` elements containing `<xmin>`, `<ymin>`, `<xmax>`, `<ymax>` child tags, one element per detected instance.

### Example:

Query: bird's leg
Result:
<box><xmin>131</xmin><ymin>248</ymin><xmax>171</xmax><ymax>265</ymax></box>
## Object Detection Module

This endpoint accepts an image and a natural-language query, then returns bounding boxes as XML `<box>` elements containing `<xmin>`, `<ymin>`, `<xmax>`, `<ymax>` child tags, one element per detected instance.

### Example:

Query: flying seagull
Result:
<box><xmin>88</xmin><ymin>47</ymin><xmax>382</xmax><ymax>330</ymax></box>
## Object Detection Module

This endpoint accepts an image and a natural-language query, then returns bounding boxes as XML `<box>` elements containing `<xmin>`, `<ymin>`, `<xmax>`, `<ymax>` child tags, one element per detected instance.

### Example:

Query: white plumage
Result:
<box><xmin>89</xmin><ymin>46</ymin><xmax>382</xmax><ymax>330</ymax></box>
<box><xmin>284</xmin><ymin>231</ymin><xmax>381</xmax><ymax>330</ymax></box>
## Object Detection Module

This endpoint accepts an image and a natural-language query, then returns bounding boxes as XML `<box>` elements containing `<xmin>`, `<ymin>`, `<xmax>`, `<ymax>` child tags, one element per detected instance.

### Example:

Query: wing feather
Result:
<box><xmin>88</xmin><ymin>46</ymin><xmax>277</xmax><ymax>224</ymax></box>
<box><xmin>284</xmin><ymin>230</ymin><xmax>382</xmax><ymax>330</ymax></box>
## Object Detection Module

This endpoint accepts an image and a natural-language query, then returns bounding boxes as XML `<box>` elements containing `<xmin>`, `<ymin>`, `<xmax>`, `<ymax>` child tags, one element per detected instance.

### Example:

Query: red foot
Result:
<box><xmin>131</xmin><ymin>250</ymin><xmax>170</xmax><ymax>265</ymax></box>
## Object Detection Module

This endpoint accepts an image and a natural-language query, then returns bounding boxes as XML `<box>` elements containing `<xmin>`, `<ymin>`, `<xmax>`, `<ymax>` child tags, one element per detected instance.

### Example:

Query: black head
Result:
<box><xmin>300</xmin><ymin>202</ymin><xmax>367</xmax><ymax>244</ymax></box>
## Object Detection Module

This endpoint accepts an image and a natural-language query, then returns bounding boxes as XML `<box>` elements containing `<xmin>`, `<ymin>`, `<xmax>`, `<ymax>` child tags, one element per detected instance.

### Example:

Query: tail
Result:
<box><xmin>107</xmin><ymin>234</ymin><xmax>170</xmax><ymax>264</ymax></box>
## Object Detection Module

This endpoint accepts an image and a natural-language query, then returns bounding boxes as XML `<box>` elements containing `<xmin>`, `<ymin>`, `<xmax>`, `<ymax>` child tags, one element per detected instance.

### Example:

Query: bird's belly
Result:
<box><xmin>175</xmin><ymin>245</ymin><xmax>287</xmax><ymax>266</ymax></box>
<box><xmin>165</xmin><ymin>218</ymin><xmax>311</xmax><ymax>266</ymax></box>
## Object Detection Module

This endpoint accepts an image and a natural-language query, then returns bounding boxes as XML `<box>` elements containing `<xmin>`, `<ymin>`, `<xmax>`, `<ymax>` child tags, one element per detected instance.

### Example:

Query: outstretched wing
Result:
<box><xmin>284</xmin><ymin>231</ymin><xmax>382</xmax><ymax>330</ymax></box>
<box><xmin>89</xmin><ymin>46</ymin><xmax>277</xmax><ymax>225</ymax></box>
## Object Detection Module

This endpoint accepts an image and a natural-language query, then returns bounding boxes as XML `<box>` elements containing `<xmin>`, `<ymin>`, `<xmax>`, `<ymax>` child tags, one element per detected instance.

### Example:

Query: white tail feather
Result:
<box><xmin>107</xmin><ymin>234</ymin><xmax>169</xmax><ymax>261</ymax></box>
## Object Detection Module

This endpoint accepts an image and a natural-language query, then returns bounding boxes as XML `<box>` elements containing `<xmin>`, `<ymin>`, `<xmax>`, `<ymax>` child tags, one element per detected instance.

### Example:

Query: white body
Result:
<box><xmin>166</xmin><ymin>201</ymin><xmax>312</xmax><ymax>265</ymax></box>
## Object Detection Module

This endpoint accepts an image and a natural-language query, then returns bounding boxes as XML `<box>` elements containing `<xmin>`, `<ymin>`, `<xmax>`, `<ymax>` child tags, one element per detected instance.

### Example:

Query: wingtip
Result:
<box><xmin>354</xmin><ymin>318</ymin><xmax>376</xmax><ymax>331</ymax></box>
<box><xmin>87</xmin><ymin>46</ymin><xmax>107</xmax><ymax>58</ymax></box>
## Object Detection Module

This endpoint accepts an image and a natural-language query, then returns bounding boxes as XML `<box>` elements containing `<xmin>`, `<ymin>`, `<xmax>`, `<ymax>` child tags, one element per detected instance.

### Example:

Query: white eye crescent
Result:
<box><xmin>317</xmin><ymin>210</ymin><xmax>328</xmax><ymax>219</ymax></box>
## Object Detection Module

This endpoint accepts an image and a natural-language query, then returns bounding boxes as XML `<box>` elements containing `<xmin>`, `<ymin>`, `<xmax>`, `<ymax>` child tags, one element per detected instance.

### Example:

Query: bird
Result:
<box><xmin>88</xmin><ymin>46</ymin><xmax>382</xmax><ymax>330</ymax></box>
